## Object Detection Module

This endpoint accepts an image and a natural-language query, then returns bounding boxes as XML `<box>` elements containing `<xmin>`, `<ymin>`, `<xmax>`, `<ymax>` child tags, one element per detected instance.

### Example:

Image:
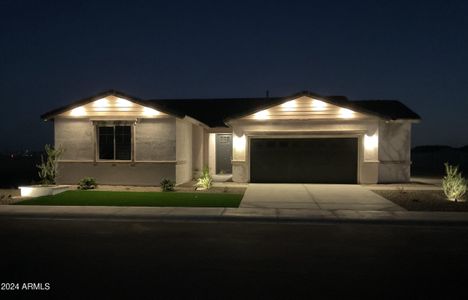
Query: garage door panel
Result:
<box><xmin>250</xmin><ymin>138</ymin><xmax>358</xmax><ymax>183</ymax></box>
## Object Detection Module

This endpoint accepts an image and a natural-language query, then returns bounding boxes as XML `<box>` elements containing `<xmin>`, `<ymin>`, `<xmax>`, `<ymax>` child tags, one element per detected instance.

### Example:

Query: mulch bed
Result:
<box><xmin>373</xmin><ymin>190</ymin><xmax>468</xmax><ymax>212</ymax></box>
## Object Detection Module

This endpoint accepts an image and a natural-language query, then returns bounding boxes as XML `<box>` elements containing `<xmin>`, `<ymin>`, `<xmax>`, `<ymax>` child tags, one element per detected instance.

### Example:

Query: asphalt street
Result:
<box><xmin>1</xmin><ymin>218</ymin><xmax>468</xmax><ymax>299</ymax></box>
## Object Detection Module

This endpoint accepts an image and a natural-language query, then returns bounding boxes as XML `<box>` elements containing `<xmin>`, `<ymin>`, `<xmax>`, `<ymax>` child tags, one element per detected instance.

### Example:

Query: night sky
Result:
<box><xmin>1</xmin><ymin>0</ymin><xmax>467</xmax><ymax>152</ymax></box>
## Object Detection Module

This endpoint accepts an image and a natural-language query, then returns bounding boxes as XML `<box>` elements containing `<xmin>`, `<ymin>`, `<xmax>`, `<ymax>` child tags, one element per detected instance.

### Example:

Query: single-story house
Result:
<box><xmin>41</xmin><ymin>90</ymin><xmax>420</xmax><ymax>186</ymax></box>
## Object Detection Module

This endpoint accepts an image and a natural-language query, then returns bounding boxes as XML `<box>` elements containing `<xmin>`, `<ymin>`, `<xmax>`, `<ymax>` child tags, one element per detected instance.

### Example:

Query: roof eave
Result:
<box><xmin>390</xmin><ymin>118</ymin><xmax>421</xmax><ymax>123</ymax></box>
<box><xmin>41</xmin><ymin>90</ymin><xmax>185</xmax><ymax>121</ymax></box>
<box><xmin>222</xmin><ymin>91</ymin><xmax>394</xmax><ymax>124</ymax></box>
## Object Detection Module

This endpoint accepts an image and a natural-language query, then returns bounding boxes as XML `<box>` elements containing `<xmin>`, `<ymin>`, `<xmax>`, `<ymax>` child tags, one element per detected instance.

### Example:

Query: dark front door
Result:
<box><xmin>250</xmin><ymin>138</ymin><xmax>358</xmax><ymax>183</ymax></box>
<box><xmin>216</xmin><ymin>134</ymin><xmax>233</xmax><ymax>174</ymax></box>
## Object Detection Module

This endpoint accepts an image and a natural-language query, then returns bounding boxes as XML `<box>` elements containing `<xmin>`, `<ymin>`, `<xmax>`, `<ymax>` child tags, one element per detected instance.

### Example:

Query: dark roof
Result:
<box><xmin>42</xmin><ymin>90</ymin><xmax>421</xmax><ymax>127</ymax></box>
<box><xmin>149</xmin><ymin>91</ymin><xmax>421</xmax><ymax>126</ymax></box>
<box><xmin>350</xmin><ymin>100</ymin><xmax>421</xmax><ymax>120</ymax></box>
<box><xmin>147</xmin><ymin>97</ymin><xmax>282</xmax><ymax>127</ymax></box>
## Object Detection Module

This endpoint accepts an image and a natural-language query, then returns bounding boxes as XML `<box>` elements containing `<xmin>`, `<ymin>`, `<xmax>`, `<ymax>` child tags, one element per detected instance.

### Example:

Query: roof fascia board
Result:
<box><xmin>223</xmin><ymin>91</ymin><xmax>391</xmax><ymax>124</ymax></box>
<box><xmin>181</xmin><ymin>116</ymin><xmax>210</xmax><ymax>129</ymax></box>
<box><xmin>41</xmin><ymin>90</ymin><xmax>184</xmax><ymax>121</ymax></box>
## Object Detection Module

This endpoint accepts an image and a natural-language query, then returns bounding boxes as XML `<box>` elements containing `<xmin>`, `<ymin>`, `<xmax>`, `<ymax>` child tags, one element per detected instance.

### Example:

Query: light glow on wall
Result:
<box><xmin>93</xmin><ymin>98</ymin><xmax>110</xmax><ymax>108</ymax></box>
<box><xmin>233</xmin><ymin>134</ymin><xmax>246</xmax><ymax>152</ymax></box>
<box><xmin>70</xmin><ymin>106</ymin><xmax>86</xmax><ymax>116</ymax></box>
<box><xmin>281</xmin><ymin>100</ymin><xmax>297</xmax><ymax>111</ymax></box>
<box><xmin>143</xmin><ymin>107</ymin><xmax>160</xmax><ymax>116</ymax></box>
<box><xmin>254</xmin><ymin>110</ymin><xmax>269</xmax><ymax>120</ymax></box>
<box><xmin>233</xmin><ymin>134</ymin><xmax>246</xmax><ymax>161</ymax></box>
<box><xmin>364</xmin><ymin>133</ymin><xmax>378</xmax><ymax>151</ymax></box>
<box><xmin>312</xmin><ymin>99</ymin><xmax>327</xmax><ymax>110</ymax></box>
<box><xmin>19</xmin><ymin>187</ymin><xmax>33</xmax><ymax>197</ymax></box>
<box><xmin>115</xmin><ymin>98</ymin><xmax>134</xmax><ymax>108</ymax></box>
<box><xmin>339</xmin><ymin>108</ymin><xmax>354</xmax><ymax>119</ymax></box>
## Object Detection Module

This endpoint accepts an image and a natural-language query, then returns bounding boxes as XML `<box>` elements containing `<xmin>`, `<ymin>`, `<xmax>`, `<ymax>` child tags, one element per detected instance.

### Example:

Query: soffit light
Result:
<box><xmin>339</xmin><ymin>108</ymin><xmax>354</xmax><ymax>119</ymax></box>
<box><xmin>281</xmin><ymin>100</ymin><xmax>297</xmax><ymax>111</ymax></box>
<box><xmin>115</xmin><ymin>98</ymin><xmax>134</xmax><ymax>108</ymax></box>
<box><xmin>254</xmin><ymin>110</ymin><xmax>269</xmax><ymax>120</ymax></box>
<box><xmin>312</xmin><ymin>99</ymin><xmax>327</xmax><ymax>110</ymax></box>
<box><xmin>70</xmin><ymin>106</ymin><xmax>86</xmax><ymax>116</ymax></box>
<box><xmin>143</xmin><ymin>107</ymin><xmax>160</xmax><ymax>116</ymax></box>
<box><xmin>93</xmin><ymin>98</ymin><xmax>110</xmax><ymax>108</ymax></box>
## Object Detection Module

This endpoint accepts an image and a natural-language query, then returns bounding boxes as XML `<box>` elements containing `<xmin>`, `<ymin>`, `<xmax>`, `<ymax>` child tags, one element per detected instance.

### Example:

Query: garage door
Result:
<box><xmin>250</xmin><ymin>138</ymin><xmax>358</xmax><ymax>183</ymax></box>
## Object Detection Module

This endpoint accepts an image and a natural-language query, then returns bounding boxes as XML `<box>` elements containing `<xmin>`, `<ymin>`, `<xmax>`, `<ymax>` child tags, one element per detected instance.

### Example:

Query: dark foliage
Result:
<box><xmin>160</xmin><ymin>178</ymin><xmax>175</xmax><ymax>192</ymax></box>
<box><xmin>78</xmin><ymin>177</ymin><xmax>98</xmax><ymax>190</ymax></box>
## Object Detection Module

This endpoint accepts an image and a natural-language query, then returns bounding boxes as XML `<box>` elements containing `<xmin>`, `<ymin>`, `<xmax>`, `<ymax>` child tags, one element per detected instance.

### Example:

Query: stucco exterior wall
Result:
<box><xmin>135</xmin><ymin>118</ymin><xmax>176</xmax><ymax>161</ymax></box>
<box><xmin>192</xmin><ymin>124</ymin><xmax>204</xmax><ymax>178</ymax></box>
<box><xmin>229</xmin><ymin>119</ymin><xmax>381</xmax><ymax>184</ymax></box>
<box><xmin>56</xmin><ymin>162</ymin><xmax>176</xmax><ymax>186</ymax></box>
<box><xmin>55</xmin><ymin>118</ymin><xmax>94</xmax><ymax>161</ymax></box>
<box><xmin>378</xmin><ymin>121</ymin><xmax>412</xmax><ymax>183</ymax></box>
<box><xmin>208</xmin><ymin>133</ymin><xmax>216</xmax><ymax>176</ymax></box>
<box><xmin>203</xmin><ymin>129</ymin><xmax>210</xmax><ymax>173</ymax></box>
<box><xmin>175</xmin><ymin>119</ymin><xmax>193</xmax><ymax>184</ymax></box>
<box><xmin>54</xmin><ymin>117</ymin><xmax>177</xmax><ymax>186</ymax></box>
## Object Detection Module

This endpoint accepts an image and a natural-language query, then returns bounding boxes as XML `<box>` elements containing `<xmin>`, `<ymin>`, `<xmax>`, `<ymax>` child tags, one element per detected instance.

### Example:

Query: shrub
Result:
<box><xmin>160</xmin><ymin>178</ymin><xmax>175</xmax><ymax>192</ymax></box>
<box><xmin>78</xmin><ymin>177</ymin><xmax>98</xmax><ymax>190</ymax></box>
<box><xmin>397</xmin><ymin>185</ymin><xmax>406</xmax><ymax>194</ymax></box>
<box><xmin>37</xmin><ymin>144</ymin><xmax>63</xmax><ymax>185</ymax></box>
<box><xmin>196</xmin><ymin>166</ymin><xmax>213</xmax><ymax>190</ymax></box>
<box><xmin>442</xmin><ymin>163</ymin><xmax>467</xmax><ymax>202</ymax></box>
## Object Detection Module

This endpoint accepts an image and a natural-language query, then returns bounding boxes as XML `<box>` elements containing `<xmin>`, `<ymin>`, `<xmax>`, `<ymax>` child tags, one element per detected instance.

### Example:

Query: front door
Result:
<box><xmin>216</xmin><ymin>134</ymin><xmax>233</xmax><ymax>174</ymax></box>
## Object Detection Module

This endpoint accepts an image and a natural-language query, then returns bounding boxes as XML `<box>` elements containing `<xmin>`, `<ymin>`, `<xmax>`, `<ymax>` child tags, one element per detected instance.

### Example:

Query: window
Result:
<box><xmin>98</xmin><ymin>125</ymin><xmax>132</xmax><ymax>160</ymax></box>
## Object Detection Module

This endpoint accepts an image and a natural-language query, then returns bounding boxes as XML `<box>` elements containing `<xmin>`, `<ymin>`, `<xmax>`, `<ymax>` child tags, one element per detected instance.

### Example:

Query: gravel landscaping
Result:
<box><xmin>373</xmin><ymin>190</ymin><xmax>468</xmax><ymax>211</ymax></box>
<box><xmin>94</xmin><ymin>184</ymin><xmax>246</xmax><ymax>194</ymax></box>
<box><xmin>0</xmin><ymin>189</ymin><xmax>20</xmax><ymax>205</ymax></box>
<box><xmin>14</xmin><ymin>190</ymin><xmax>244</xmax><ymax>207</ymax></box>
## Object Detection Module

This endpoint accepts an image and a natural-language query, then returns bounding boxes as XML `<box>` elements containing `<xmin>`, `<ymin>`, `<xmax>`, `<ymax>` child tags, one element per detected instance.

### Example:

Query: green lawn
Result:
<box><xmin>15</xmin><ymin>190</ymin><xmax>243</xmax><ymax>207</ymax></box>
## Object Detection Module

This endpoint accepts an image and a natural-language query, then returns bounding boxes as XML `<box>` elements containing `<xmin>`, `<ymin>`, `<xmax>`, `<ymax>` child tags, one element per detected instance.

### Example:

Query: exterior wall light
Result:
<box><xmin>364</xmin><ymin>133</ymin><xmax>378</xmax><ymax>151</ymax></box>
<box><xmin>363</xmin><ymin>131</ymin><xmax>379</xmax><ymax>162</ymax></box>
<box><xmin>233</xmin><ymin>134</ymin><xmax>246</xmax><ymax>152</ymax></box>
<box><xmin>233</xmin><ymin>134</ymin><xmax>246</xmax><ymax>161</ymax></box>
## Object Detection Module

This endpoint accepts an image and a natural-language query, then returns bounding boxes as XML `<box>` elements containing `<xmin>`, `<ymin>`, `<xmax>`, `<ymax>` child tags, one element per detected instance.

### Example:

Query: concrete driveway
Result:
<box><xmin>241</xmin><ymin>184</ymin><xmax>404</xmax><ymax>211</ymax></box>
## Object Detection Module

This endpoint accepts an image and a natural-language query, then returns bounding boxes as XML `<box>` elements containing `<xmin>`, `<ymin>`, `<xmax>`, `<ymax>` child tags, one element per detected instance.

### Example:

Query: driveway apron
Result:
<box><xmin>241</xmin><ymin>184</ymin><xmax>404</xmax><ymax>211</ymax></box>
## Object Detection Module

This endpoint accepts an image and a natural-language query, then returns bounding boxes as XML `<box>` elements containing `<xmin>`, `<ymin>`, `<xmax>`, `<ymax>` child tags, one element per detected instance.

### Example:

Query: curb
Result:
<box><xmin>1</xmin><ymin>206</ymin><xmax>468</xmax><ymax>226</ymax></box>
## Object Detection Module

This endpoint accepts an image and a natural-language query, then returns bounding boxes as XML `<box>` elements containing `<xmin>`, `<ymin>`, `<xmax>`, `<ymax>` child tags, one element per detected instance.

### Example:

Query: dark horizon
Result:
<box><xmin>1</xmin><ymin>0</ymin><xmax>467</xmax><ymax>151</ymax></box>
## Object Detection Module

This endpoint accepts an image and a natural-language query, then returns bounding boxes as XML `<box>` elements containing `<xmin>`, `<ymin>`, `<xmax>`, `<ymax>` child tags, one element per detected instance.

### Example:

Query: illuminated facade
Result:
<box><xmin>42</xmin><ymin>90</ymin><xmax>420</xmax><ymax>185</ymax></box>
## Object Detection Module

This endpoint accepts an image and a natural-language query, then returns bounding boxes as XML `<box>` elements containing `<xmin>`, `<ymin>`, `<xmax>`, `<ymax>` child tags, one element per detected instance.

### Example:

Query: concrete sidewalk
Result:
<box><xmin>1</xmin><ymin>205</ymin><xmax>468</xmax><ymax>225</ymax></box>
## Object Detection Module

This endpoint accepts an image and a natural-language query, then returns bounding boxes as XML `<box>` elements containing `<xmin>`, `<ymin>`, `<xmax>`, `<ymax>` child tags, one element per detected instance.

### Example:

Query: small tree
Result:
<box><xmin>37</xmin><ymin>145</ymin><xmax>63</xmax><ymax>185</ymax></box>
<box><xmin>442</xmin><ymin>163</ymin><xmax>467</xmax><ymax>202</ymax></box>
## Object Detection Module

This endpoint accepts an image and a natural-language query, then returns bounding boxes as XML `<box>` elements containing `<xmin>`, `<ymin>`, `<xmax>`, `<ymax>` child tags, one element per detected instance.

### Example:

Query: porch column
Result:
<box><xmin>232</xmin><ymin>129</ymin><xmax>248</xmax><ymax>183</ymax></box>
